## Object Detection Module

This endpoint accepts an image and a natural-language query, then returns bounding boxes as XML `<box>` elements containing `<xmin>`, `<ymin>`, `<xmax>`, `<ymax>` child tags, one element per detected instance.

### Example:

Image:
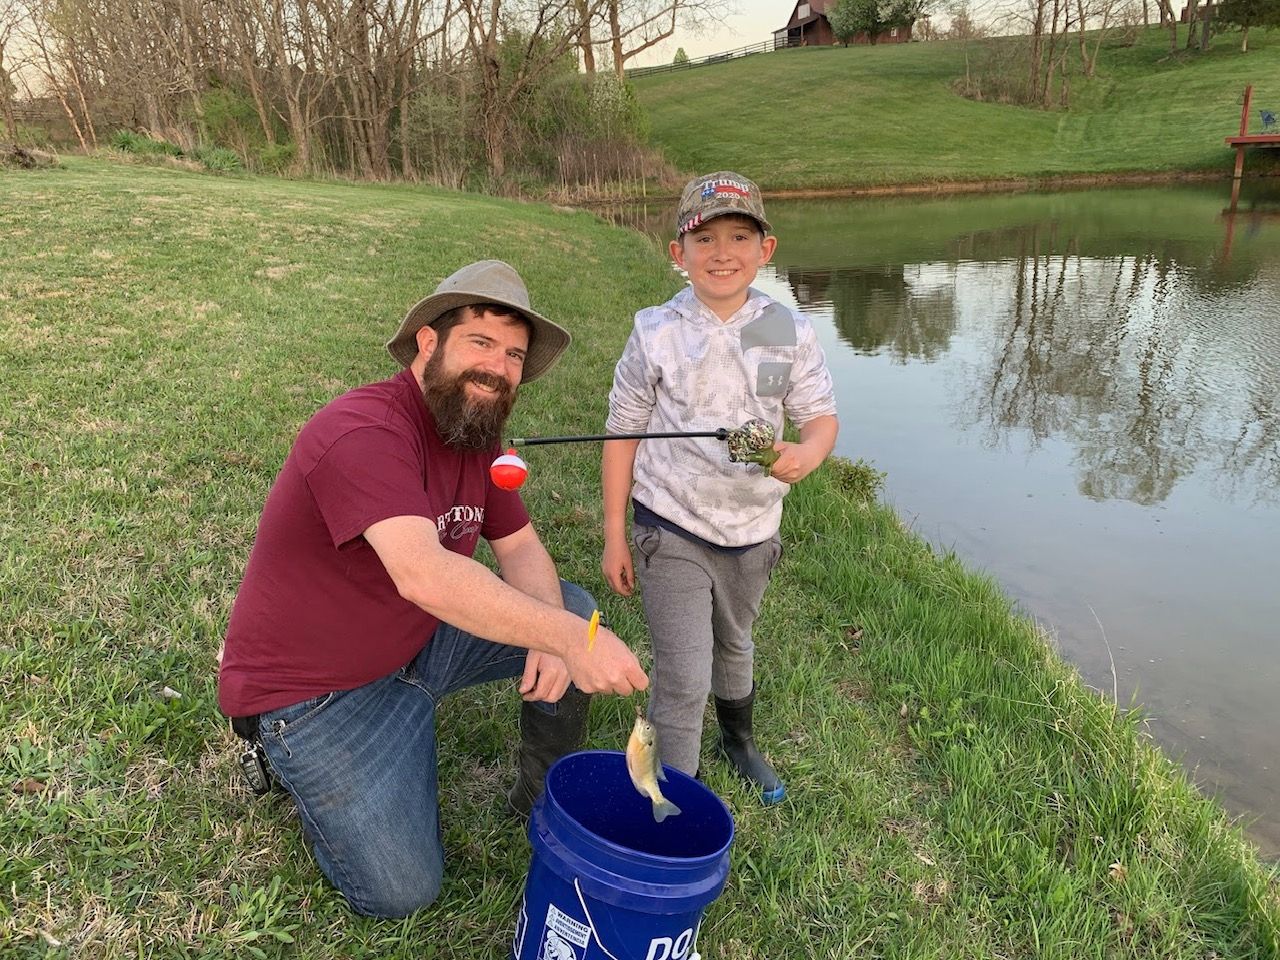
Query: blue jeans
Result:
<box><xmin>257</xmin><ymin>580</ymin><xmax>595</xmax><ymax>917</ymax></box>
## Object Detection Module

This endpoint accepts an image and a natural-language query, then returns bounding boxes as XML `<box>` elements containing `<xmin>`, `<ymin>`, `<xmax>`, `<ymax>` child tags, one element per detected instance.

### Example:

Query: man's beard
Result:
<box><xmin>420</xmin><ymin>350</ymin><xmax>517</xmax><ymax>451</ymax></box>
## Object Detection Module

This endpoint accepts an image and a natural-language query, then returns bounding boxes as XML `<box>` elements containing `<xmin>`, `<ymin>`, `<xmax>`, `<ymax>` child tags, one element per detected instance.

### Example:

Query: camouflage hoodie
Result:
<box><xmin>606</xmin><ymin>286</ymin><xmax>837</xmax><ymax>547</ymax></box>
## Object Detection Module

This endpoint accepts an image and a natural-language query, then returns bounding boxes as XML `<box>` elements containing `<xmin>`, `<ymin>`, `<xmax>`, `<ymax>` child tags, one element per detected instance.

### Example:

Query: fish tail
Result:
<box><xmin>652</xmin><ymin>797</ymin><xmax>682</xmax><ymax>823</ymax></box>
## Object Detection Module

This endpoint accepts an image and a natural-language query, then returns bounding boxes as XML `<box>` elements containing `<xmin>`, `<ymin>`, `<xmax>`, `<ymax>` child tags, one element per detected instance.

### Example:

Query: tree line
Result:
<box><xmin>944</xmin><ymin>0</ymin><xmax>1278</xmax><ymax>109</ymax></box>
<box><xmin>0</xmin><ymin>0</ymin><xmax>725</xmax><ymax>186</ymax></box>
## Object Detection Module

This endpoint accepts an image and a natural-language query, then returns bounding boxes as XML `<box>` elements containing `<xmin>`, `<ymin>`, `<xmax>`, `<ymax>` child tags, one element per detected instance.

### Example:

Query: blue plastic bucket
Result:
<box><xmin>512</xmin><ymin>750</ymin><xmax>734</xmax><ymax>960</ymax></box>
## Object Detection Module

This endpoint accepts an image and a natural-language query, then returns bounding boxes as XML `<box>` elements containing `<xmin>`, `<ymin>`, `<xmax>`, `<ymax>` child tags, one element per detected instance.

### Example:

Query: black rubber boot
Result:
<box><xmin>714</xmin><ymin>685</ymin><xmax>785</xmax><ymax>805</ymax></box>
<box><xmin>506</xmin><ymin>684</ymin><xmax>591</xmax><ymax>820</ymax></box>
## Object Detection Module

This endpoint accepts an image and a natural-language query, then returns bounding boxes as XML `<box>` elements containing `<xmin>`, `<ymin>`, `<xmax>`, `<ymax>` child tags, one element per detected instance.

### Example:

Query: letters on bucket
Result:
<box><xmin>512</xmin><ymin>750</ymin><xmax>735</xmax><ymax>960</ymax></box>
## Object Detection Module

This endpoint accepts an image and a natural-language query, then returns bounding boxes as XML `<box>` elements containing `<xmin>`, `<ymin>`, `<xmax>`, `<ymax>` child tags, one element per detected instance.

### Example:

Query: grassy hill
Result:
<box><xmin>631</xmin><ymin>26</ymin><xmax>1280</xmax><ymax>190</ymax></box>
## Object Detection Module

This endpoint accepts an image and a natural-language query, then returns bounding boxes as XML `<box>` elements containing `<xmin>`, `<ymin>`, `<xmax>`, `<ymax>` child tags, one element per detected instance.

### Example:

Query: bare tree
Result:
<box><xmin>1028</xmin><ymin>0</ymin><xmax>1074</xmax><ymax>107</ymax></box>
<box><xmin>309</xmin><ymin>0</ymin><xmax>440</xmax><ymax>179</ymax></box>
<box><xmin>0</xmin><ymin>0</ymin><xmax>21</xmax><ymax>140</ymax></box>
<box><xmin>959</xmin><ymin>0</ymin><xmax>1078</xmax><ymax>108</ymax></box>
<box><xmin>219</xmin><ymin>0</ymin><xmax>278</xmax><ymax>147</ymax></box>
<box><xmin>455</xmin><ymin>0</ymin><xmax>601</xmax><ymax>177</ymax></box>
<box><xmin>10</xmin><ymin>0</ymin><xmax>667</xmax><ymax>184</ymax></box>
<box><xmin>1074</xmin><ymin>0</ymin><xmax>1135</xmax><ymax>77</ymax></box>
<box><xmin>599</xmin><ymin>0</ymin><xmax>728</xmax><ymax>79</ymax></box>
<box><xmin>247</xmin><ymin>0</ymin><xmax>334</xmax><ymax>170</ymax></box>
<box><xmin>22</xmin><ymin>0</ymin><xmax>95</xmax><ymax>149</ymax></box>
<box><xmin>574</xmin><ymin>0</ymin><xmax>596</xmax><ymax>71</ymax></box>
<box><xmin>1197</xmin><ymin>0</ymin><xmax>1214</xmax><ymax>50</ymax></box>
<box><xmin>1152</xmin><ymin>0</ymin><xmax>1177</xmax><ymax>49</ymax></box>
<box><xmin>605</xmin><ymin>0</ymin><xmax>672</xmax><ymax>78</ymax></box>
<box><xmin>943</xmin><ymin>0</ymin><xmax>986</xmax><ymax>38</ymax></box>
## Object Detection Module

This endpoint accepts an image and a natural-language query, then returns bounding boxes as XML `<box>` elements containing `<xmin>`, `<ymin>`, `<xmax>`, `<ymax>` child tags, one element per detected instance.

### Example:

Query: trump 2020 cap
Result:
<box><xmin>675</xmin><ymin>171</ymin><xmax>771</xmax><ymax>237</ymax></box>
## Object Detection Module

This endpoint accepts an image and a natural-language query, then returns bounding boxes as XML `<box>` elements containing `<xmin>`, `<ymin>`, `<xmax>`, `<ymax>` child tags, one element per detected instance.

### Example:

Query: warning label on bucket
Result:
<box><xmin>539</xmin><ymin>903</ymin><xmax>590</xmax><ymax>959</ymax></box>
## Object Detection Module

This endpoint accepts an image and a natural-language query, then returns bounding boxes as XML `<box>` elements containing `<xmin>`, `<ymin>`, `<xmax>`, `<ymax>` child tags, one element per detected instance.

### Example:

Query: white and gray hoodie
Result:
<box><xmin>606</xmin><ymin>286</ymin><xmax>838</xmax><ymax>548</ymax></box>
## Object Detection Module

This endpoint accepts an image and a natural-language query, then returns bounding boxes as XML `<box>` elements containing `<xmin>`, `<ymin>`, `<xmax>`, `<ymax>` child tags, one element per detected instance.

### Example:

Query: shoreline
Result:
<box><xmin>569</xmin><ymin>167</ymin><xmax>1280</xmax><ymax>207</ymax></box>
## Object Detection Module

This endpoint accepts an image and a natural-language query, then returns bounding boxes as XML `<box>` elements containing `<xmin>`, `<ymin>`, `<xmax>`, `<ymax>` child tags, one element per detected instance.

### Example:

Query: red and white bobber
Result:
<box><xmin>489</xmin><ymin>448</ymin><xmax>529</xmax><ymax>491</ymax></box>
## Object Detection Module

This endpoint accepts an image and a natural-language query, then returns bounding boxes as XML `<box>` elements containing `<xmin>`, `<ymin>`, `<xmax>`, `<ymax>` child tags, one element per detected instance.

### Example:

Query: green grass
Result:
<box><xmin>631</xmin><ymin>26</ymin><xmax>1280</xmax><ymax>190</ymax></box>
<box><xmin>2</xmin><ymin>158</ymin><xmax>1278</xmax><ymax>958</ymax></box>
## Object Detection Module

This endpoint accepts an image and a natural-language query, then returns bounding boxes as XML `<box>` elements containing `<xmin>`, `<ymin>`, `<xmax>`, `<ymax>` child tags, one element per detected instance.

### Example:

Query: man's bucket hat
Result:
<box><xmin>386</xmin><ymin>260</ymin><xmax>571</xmax><ymax>384</ymax></box>
<box><xmin>675</xmin><ymin>171</ymin><xmax>771</xmax><ymax>238</ymax></box>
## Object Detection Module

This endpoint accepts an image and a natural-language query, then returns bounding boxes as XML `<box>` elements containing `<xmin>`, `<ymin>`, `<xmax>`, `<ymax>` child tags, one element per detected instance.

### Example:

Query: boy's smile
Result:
<box><xmin>670</xmin><ymin>215</ymin><xmax>777</xmax><ymax>322</ymax></box>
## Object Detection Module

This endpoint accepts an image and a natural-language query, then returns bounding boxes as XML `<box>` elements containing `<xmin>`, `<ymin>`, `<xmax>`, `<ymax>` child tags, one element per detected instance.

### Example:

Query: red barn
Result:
<box><xmin>773</xmin><ymin>0</ymin><xmax>913</xmax><ymax>46</ymax></box>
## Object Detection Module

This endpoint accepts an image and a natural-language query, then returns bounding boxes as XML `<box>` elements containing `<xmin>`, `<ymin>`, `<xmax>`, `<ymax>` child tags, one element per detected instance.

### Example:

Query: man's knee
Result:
<box><xmin>325</xmin><ymin>835</ymin><xmax>445</xmax><ymax>919</ymax></box>
<box><xmin>343</xmin><ymin>865</ymin><xmax>443</xmax><ymax>919</ymax></box>
<box><xmin>559</xmin><ymin>579</ymin><xmax>597</xmax><ymax>620</ymax></box>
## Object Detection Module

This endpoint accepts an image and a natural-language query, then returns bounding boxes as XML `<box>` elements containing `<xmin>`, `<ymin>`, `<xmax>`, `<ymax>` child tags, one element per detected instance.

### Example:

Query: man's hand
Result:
<box><xmin>519</xmin><ymin>650</ymin><xmax>571</xmax><ymax>703</ymax></box>
<box><xmin>562</xmin><ymin>625</ymin><xmax>648</xmax><ymax>697</ymax></box>
<box><xmin>602</xmin><ymin>537</ymin><xmax>635</xmax><ymax>596</ymax></box>
<box><xmin>366</xmin><ymin>516</ymin><xmax>647</xmax><ymax>696</ymax></box>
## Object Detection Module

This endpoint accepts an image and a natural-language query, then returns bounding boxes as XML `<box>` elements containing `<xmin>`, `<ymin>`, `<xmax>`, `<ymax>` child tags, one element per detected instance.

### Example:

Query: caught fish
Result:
<box><xmin>625</xmin><ymin>709</ymin><xmax>682</xmax><ymax>823</ymax></box>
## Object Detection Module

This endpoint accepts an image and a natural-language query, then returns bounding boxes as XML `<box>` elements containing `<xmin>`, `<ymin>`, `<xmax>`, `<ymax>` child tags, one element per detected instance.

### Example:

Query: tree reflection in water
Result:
<box><xmin>776</xmin><ymin>222</ymin><xmax>1280</xmax><ymax>508</ymax></box>
<box><xmin>785</xmin><ymin>265</ymin><xmax>958</xmax><ymax>363</ymax></box>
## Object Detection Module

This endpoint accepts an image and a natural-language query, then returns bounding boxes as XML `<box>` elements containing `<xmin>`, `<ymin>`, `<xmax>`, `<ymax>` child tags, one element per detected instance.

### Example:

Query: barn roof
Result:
<box><xmin>783</xmin><ymin>0</ymin><xmax>833</xmax><ymax>28</ymax></box>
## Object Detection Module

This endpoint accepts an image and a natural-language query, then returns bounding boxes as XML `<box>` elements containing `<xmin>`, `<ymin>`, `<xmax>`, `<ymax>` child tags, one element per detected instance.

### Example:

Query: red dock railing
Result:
<box><xmin>1225</xmin><ymin>85</ymin><xmax>1280</xmax><ymax>180</ymax></box>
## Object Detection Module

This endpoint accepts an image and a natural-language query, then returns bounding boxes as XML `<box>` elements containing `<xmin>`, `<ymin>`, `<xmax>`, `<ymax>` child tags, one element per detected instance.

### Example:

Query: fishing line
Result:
<box><xmin>491</xmin><ymin>418</ymin><xmax>779</xmax><ymax>491</ymax></box>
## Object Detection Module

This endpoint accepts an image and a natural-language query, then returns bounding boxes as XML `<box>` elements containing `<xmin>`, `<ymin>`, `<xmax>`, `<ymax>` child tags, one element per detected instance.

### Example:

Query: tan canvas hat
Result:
<box><xmin>675</xmin><ymin>171</ymin><xmax>771</xmax><ymax>237</ymax></box>
<box><xmin>385</xmin><ymin>260</ymin><xmax>571</xmax><ymax>384</ymax></box>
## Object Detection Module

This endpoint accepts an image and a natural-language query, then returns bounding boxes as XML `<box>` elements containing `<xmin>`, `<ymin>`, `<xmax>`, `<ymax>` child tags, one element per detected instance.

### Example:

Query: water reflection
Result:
<box><xmin>761</xmin><ymin>192</ymin><xmax>1280</xmax><ymax>508</ymax></box>
<box><xmin>782</xmin><ymin>266</ymin><xmax>957</xmax><ymax>362</ymax></box>
<box><xmin>1222</xmin><ymin>199</ymin><xmax>1280</xmax><ymax>264</ymax></box>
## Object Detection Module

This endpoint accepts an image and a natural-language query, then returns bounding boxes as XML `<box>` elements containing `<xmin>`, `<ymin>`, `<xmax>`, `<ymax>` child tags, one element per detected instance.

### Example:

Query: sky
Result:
<box><xmin>630</xmin><ymin>0</ymin><xmax>801</xmax><ymax>66</ymax></box>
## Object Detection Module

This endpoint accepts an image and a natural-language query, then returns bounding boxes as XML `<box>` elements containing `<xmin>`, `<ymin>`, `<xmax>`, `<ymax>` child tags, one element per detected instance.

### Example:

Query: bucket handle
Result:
<box><xmin>573</xmin><ymin>878</ymin><xmax>702</xmax><ymax>960</ymax></box>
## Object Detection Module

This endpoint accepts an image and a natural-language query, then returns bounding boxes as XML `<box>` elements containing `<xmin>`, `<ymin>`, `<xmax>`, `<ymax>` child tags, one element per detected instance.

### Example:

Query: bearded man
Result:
<box><xmin>218</xmin><ymin>260</ymin><xmax>648</xmax><ymax>918</ymax></box>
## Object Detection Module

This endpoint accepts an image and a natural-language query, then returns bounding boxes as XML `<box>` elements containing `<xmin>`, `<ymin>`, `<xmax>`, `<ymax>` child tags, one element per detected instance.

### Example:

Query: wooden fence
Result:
<box><xmin>626</xmin><ymin>37</ymin><xmax>804</xmax><ymax>79</ymax></box>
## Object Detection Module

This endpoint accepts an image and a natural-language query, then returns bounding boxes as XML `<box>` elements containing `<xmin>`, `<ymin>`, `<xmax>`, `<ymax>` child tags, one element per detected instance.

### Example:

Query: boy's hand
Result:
<box><xmin>768</xmin><ymin>440</ymin><xmax>825</xmax><ymax>484</ymax></box>
<box><xmin>602</xmin><ymin>538</ymin><xmax>635</xmax><ymax>596</ymax></box>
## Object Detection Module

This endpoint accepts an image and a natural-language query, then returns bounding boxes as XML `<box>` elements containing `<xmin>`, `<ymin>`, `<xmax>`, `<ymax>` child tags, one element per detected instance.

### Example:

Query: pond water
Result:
<box><xmin>607</xmin><ymin>183</ymin><xmax>1280</xmax><ymax>859</ymax></box>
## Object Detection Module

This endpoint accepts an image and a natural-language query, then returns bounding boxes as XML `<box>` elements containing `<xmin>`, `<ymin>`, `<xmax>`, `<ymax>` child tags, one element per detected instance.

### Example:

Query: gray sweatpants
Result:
<box><xmin>632</xmin><ymin>524</ymin><xmax>782</xmax><ymax>774</ymax></box>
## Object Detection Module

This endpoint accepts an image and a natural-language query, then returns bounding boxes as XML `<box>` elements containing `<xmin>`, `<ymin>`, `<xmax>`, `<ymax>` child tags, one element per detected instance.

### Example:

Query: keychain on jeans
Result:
<box><xmin>231</xmin><ymin>717</ymin><xmax>274</xmax><ymax>795</ymax></box>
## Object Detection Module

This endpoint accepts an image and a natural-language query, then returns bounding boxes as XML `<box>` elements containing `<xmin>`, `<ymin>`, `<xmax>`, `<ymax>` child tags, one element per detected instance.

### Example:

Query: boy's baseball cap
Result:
<box><xmin>675</xmin><ymin>171</ymin><xmax>771</xmax><ymax>237</ymax></box>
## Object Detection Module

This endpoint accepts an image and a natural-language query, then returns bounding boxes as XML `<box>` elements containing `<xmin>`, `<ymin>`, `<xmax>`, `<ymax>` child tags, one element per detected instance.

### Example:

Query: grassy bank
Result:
<box><xmin>2</xmin><ymin>158</ymin><xmax>1277</xmax><ymax>958</ymax></box>
<box><xmin>631</xmin><ymin>26</ymin><xmax>1280</xmax><ymax>191</ymax></box>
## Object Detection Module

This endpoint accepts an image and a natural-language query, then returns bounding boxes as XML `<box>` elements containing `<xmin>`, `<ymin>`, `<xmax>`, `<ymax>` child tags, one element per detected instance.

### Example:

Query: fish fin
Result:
<box><xmin>657</xmin><ymin>766</ymin><xmax>668</xmax><ymax>782</ymax></box>
<box><xmin>652</xmin><ymin>798</ymin><xmax>682</xmax><ymax>822</ymax></box>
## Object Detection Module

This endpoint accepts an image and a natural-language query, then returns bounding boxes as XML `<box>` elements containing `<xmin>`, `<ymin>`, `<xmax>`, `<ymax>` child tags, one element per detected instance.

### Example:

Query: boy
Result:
<box><xmin>602</xmin><ymin>171</ymin><xmax>838</xmax><ymax>803</ymax></box>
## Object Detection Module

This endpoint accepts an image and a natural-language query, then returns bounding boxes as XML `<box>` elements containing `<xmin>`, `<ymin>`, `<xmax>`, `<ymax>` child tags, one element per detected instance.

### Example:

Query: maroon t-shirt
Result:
<box><xmin>218</xmin><ymin>368</ymin><xmax>530</xmax><ymax>717</ymax></box>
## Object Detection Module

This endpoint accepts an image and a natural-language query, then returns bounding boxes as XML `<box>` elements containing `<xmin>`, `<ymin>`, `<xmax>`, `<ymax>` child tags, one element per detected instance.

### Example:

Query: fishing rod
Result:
<box><xmin>507</xmin><ymin>428</ymin><xmax>729</xmax><ymax>446</ymax></box>
<box><xmin>490</xmin><ymin>418</ymin><xmax>779</xmax><ymax>490</ymax></box>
